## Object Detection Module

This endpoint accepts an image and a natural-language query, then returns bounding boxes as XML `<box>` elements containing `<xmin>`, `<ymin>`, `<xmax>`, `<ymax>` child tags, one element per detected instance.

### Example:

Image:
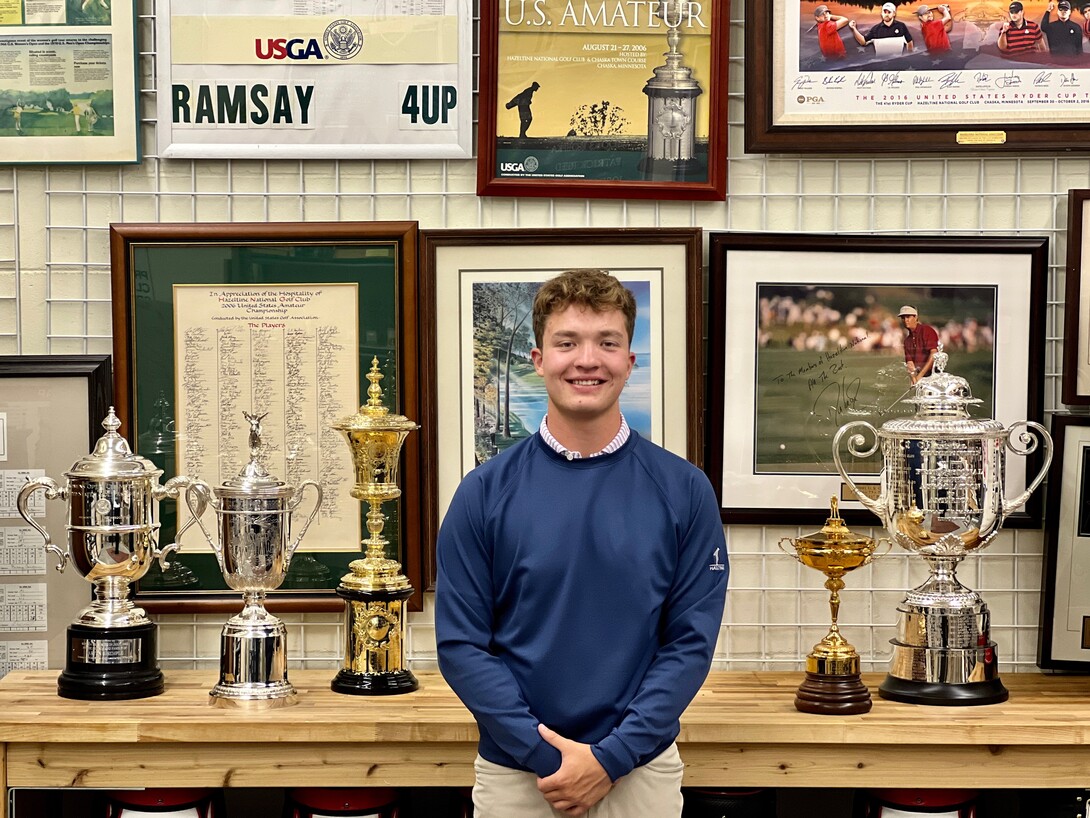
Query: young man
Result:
<box><xmin>852</xmin><ymin>3</ymin><xmax>916</xmax><ymax>53</ymax></box>
<box><xmin>1040</xmin><ymin>0</ymin><xmax>1085</xmax><ymax>57</ymax></box>
<box><xmin>915</xmin><ymin>4</ymin><xmax>953</xmax><ymax>54</ymax></box>
<box><xmin>999</xmin><ymin>1</ymin><xmax>1045</xmax><ymax>54</ymax></box>
<box><xmin>436</xmin><ymin>269</ymin><xmax>728</xmax><ymax>818</ymax></box>
<box><xmin>813</xmin><ymin>4</ymin><xmax>853</xmax><ymax>60</ymax></box>
<box><xmin>899</xmin><ymin>305</ymin><xmax>940</xmax><ymax>384</ymax></box>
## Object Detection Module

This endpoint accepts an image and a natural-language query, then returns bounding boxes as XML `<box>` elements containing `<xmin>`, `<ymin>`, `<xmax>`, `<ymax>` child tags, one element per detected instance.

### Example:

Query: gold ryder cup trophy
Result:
<box><xmin>833</xmin><ymin>349</ymin><xmax>1052</xmax><ymax>705</ymax></box>
<box><xmin>186</xmin><ymin>413</ymin><xmax>322</xmax><ymax>707</ymax></box>
<box><xmin>16</xmin><ymin>408</ymin><xmax>199</xmax><ymax>700</ymax></box>
<box><xmin>330</xmin><ymin>358</ymin><xmax>419</xmax><ymax>695</ymax></box>
<box><xmin>780</xmin><ymin>499</ymin><xmax>888</xmax><ymax>715</ymax></box>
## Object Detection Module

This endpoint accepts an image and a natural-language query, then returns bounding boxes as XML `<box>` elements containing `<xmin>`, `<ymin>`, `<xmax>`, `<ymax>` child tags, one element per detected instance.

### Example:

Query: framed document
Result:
<box><xmin>0</xmin><ymin>0</ymin><xmax>139</xmax><ymax>163</ymax></box>
<box><xmin>1039</xmin><ymin>414</ymin><xmax>1090</xmax><ymax>670</ymax></box>
<box><xmin>155</xmin><ymin>0</ymin><xmax>473</xmax><ymax>159</ymax></box>
<box><xmin>1063</xmin><ymin>189</ymin><xmax>1090</xmax><ymax>404</ymax></box>
<box><xmin>420</xmin><ymin>227</ymin><xmax>702</xmax><ymax>574</ymax></box>
<box><xmin>705</xmin><ymin>232</ymin><xmax>1048</xmax><ymax>526</ymax></box>
<box><xmin>746</xmin><ymin>1</ymin><xmax>1090</xmax><ymax>154</ymax></box>
<box><xmin>476</xmin><ymin>0</ymin><xmax>729</xmax><ymax>200</ymax></box>
<box><xmin>109</xmin><ymin>221</ymin><xmax>429</xmax><ymax>611</ymax></box>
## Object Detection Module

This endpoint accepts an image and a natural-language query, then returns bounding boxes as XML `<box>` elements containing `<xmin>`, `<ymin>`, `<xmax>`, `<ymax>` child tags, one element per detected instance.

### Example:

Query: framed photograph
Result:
<box><xmin>155</xmin><ymin>0</ymin><xmax>473</xmax><ymax>159</ymax></box>
<box><xmin>420</xmin><ymin>228</ymin><xmax>702</xmax><ymax>575</ymax></box>
<box><xmin>1039</xmin><ymin>414</ymin><xmax>1090</xmax><ymax>670</ymax></box>
<box><xmin>0</xmin><ymin>355</ymin><xmax>112</xmax><ymax>670</ymax></box>
<box><xmin>1</xmin><ymin>0</ymin><xmax>139</xmax><ymax>163</ymax></box>
<box><xmin>476</xmin><ymin>0</ymin><xmax>728</xmax><ymax>200</ymax></box>
<box><xmin>1063</xmin><ymin>189</ymin><xmax>1090</xmax><ymax>404</ymax></box>
<box><xmin>746</xmin><ymin>1</ymin><xmax>1090</xmax><ymax>154</ymax></box>
<box><xmin>110</xmin><ymin>222</ymin><xmax>428</xmax><ymax>612</ymax></box>
<box><xmin>706</xmin><ymin>232</ymin><xmax>1048</xmax><ymax>526</ymax></box>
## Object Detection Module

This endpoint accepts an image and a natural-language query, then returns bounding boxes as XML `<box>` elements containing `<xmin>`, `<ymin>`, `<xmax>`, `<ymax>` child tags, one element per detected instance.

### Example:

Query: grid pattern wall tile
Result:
<box><xmin>7</xmin><ymin>6</ymin><xmax>1085</xmax><ymax>675</ymax></box>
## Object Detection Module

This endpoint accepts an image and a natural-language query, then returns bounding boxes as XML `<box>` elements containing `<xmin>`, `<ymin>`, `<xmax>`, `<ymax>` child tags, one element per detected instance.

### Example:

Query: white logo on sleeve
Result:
<box><xmin>709</xmin><ymin>547</ymin><xmax>725</xmax><ymax>572</ymax></box>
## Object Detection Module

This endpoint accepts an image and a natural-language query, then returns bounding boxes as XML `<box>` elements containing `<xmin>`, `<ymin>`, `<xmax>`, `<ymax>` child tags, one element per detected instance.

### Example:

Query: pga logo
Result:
<box><xmin>500</xmin><ymin>155</ymin><xmax>540</xmax><ymax>173</ymax></box>
<box><xmin>796</xmin><ymin>95</ymin><xmax>825</xmax><ymax>104</ymax></box>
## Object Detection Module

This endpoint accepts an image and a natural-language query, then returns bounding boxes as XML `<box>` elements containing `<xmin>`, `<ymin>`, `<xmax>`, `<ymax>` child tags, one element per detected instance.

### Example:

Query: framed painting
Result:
<box><xmin>706</xmin><ymin>232</ymin><xmax>1048</xmax><ymax>526</ymax></box>
<box><xmin>746</xmin><ymin>1</ymin><xmax>1090</xmax><ymax>154</ymax></box>
<box><xmin>0</xmin><ymin>0</ymin><xmax>139</xmax><ymax>163</ymax></box>
<box><xmin>420</xmin><ymin>227</ymin><xmax>702</xmax><ymax>577</ymax></box>
<box><xmin>109</xmin><ymin>221</ymin><xmax>428</xmax><ymax>611</ymax></box>
<box><xmin>1063</xmin><ymin>188</ymin><xmax>1090</xmax><ymax>404</ymax></box>
<box><xmin>0</xmin><ymin>355</ymin><xmax>112</xmax><ymax>671</ymax></box>
<box><xmin>1039</xmin><ymin>414</ymin><xmax>1090</xmax><ymax>670</ymax></box>
<box><xmin>155</xmin><ymin>0</ymin><xmax>473</xmax><ymax>159</ymax></box>
<box><xmin>476</xmin><ymin>0</ymin><xmax>729</xmax><ymax>200</ymax></box>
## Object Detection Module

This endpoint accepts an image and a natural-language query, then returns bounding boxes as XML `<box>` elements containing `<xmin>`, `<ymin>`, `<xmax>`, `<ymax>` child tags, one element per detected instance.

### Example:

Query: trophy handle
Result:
<box><xmin>777</xmin><ymin>537</ymin><xmax>801</xmax><ymax>563</ymax></box>
<box><xmin>15</xmin><ymin>476</ymin><xmax>71</xmax><ymax>572</ymax></box>
<box><xmin>154</xmin><ymin>476</ymin><xmax>204</xmax><ymax>571</ymax></box>
<box><xmin>285</xmin><ymin>480</ymin><xmax>323</xmax><ymax>565</ymax></box>
<box><xmin>831</xmin><ymin>421</ymin><xmax>885</xmax><ymax>521</ymax></box>
<box><xmin>181</xmin><ymin>480</ymin><xmax>222</xmax><ymax>570</ymax></box>
<box><xmin>1001</xmin><ymin>420</ymin><xmax>1054</xmax><ymax>519</ymax></box>
<box><xmin>869</xmin><ymin>537</ymin><xmax>894</xmax><ymax>563</ymax></box>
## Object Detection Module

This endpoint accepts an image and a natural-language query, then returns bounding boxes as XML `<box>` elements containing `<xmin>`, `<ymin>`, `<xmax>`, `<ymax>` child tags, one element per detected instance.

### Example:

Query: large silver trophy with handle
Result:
<box><xmin>833</xmin><ymin>348</ymin><xmax>1051</xmax><ymax>705</ymax></box>
<box><xmin>186</xmin><ymin>413</ymin><xmax>322</xmax><ymax>707</ymax></box>
<box><xmin>16</xmin><ymin>408</ymin><xmax>200</xmax><ymax>700</ymax></box>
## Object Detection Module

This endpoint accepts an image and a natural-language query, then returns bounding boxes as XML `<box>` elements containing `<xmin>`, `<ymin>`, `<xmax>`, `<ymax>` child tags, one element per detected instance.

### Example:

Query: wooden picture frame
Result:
<box><xmin>420</xmin><ymin>227</ymin><xmax>702</xmax><ymax>579</ymax></box>
<box><xmin>705</xmin><ymin>232</ymin><xmax>1048</xmax><ymax>526</ymax></box>
<box><xmin>109</xmin><ymin>222</ymin><xmax>428</xmax><ymax>612</ymax></box>
<box><xmin>476</xmin><ymin>0</ymin><xmax>729</xmax><ymax>200</ymax></box>
<box><xmin>745</xmin><ymin>1</ymin><xmax>1090</xmax><ymax>155</ymax></box>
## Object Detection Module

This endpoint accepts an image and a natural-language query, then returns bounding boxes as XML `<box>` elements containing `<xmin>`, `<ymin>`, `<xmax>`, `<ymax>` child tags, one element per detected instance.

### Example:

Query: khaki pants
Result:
<box><xmin>472</xmin><ymin>743</ymin><xmax>684</xmax><ymax>818</ymax></box>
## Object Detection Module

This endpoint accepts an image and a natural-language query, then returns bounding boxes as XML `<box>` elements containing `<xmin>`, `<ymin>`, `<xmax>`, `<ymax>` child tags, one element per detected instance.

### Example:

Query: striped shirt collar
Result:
<box><xmin>538</xmin><ymin>414</ymin><xmax>630</xmax><ymax>461</ymax></box>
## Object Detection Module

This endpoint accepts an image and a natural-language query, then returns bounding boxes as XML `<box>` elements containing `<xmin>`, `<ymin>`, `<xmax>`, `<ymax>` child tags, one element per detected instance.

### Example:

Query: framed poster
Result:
<box><xmin>110</xmin><ymin>221</ymin><xmax>429</xmax><ymax>611</ymax></box>
<box><xmin>0</xmin><ymin>355</ymin><xmax>112</xmax><ymax>671</ymax></box>
<box><xmin>1039</xmin><ymin>414</ymin><xmax>1090</xmax><ymax>670</ymax></box>
<box><xmin>1063</xmin><ymin>188</ymin><xmax>1090</xmax><ymax>404</ymax></box>
<box><xmin>155</xmin><ymin>0</ymin><xmax>472</xmax><ymax>159</ymax></box>
<box><xmin>706</xmin><ymin>232</ymin><xmax>1048</xmax><ymax>526</ymax></box>
<box><xmin>476</xmin><ymin>0</ymin><xmax>728</xmax><ymax>200</ymax></box>
<box><xmin>420</xmin><ymin>228</ymin><xmax>702</xmax><ymax>575</ymax></box>
<box><xmin>0</xmin><ymin>0</ymin><xmax>138</xmax><ymax>163</ymax></box>
<box><xmin>746</xmin><ymin>1</ymin><xmax>1090</xmax><ymax>154</ymax></box>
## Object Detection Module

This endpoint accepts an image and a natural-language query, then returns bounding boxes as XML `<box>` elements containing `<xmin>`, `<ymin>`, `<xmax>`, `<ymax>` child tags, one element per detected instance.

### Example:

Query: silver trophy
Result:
<box><xmin>16</xmin><ymin>408</ymin><xmax>200</xmax><ymax>700</ymax></box>
<box><xmin>833</xmin><ymin>349</ymin><xmax>1051</xmax><ymax>705</ymax></box>
<box><xmin>186</xmin><ymin>412</ymin><xmax>322</xmax><ymax>707</ymax></box>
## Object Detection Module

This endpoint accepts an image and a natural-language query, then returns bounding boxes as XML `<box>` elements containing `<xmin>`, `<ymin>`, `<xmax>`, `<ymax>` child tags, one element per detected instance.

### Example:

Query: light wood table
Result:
<box><xmin>1</xmin><ymin>669</ymin><xmax>1089</xmax><ymax>816</ymax></box>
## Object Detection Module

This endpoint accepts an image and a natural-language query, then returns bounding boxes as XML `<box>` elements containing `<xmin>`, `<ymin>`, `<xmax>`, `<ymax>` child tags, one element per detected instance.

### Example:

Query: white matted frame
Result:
<box><xmin>706</xmin><ymin>232</ymin><xmax>1048</xmax><ymax>527</ymax></box>
<box><xmin>1062</xmin><ymin>189</ymin><xmax>1090</xmax><ymax>405</ymax></box>
<box><xmin>155</xmin><ymin>0</ymin><xmax>473</xmax><ymax>160</ymax></box>
<box><xmin>1039</xmin><ymin>414</ymin><xmax>1090</xmax><ymax>670</ymax></box>
<box><xmin>420</xmin><ymin>228</ymin><xmax>702</xmax><ymax>550</ymax></box>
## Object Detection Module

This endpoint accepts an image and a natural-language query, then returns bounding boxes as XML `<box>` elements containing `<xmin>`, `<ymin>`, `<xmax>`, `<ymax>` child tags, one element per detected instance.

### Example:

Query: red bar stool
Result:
<box><xmin>859</xmin><ymin>789</ymin><xmax>977</xmax><ymax>818</ymax></box>
<box><xmin>283</xmin><ymin>788</ymin><xmax>399</xmax><ymax>818</ymax></box>
<box><xmin>105</xmin><ymin>788</ymin><xmax>223</xmax><ymax>818</ymax></box>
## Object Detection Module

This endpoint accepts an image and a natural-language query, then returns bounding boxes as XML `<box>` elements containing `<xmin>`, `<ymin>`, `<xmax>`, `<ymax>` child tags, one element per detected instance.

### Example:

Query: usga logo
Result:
<box><xmin>255</xmin><ymin>20</ymin><xmax>363</xmax><ymax>61</ymax></box>
<box><xmin>501</xmin><ymin>155</ymin><xmax>539</xmax><ymax>173</ymax></box>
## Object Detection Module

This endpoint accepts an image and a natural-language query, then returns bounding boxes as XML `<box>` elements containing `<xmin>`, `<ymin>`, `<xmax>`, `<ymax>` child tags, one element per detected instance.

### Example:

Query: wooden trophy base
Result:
<box><xmin>794</xmin><ymin>671</ymin><xmax>872</xmax><ymax>715</ymax></box>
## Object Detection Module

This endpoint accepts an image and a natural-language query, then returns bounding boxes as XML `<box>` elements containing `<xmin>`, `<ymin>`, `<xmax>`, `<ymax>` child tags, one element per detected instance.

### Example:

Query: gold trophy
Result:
<box><xmin>330</xmin><ymin>358</ymin><xmax>419</xmax><ymax>695</ymax></box>
<box><xmin>780</xmin><ymin>498</ymin><xmax>888</xmax><ymax>715</ymax></box>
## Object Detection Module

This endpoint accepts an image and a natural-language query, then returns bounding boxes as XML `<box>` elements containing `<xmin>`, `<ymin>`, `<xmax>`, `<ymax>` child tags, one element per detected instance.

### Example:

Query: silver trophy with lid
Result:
<box><xmin>186</xmin><ymin>412</ymin><xmax>322</xmax><ymax>707</ymax></box>
<box><xmin>833</xmin><ymin>347</ymin><xmax>1052</xmax><ymax>705</ymax></box>
<box><xmin>16</xmin><ymin>408</ymin><xmax>200</xmax><ymax>700</ymax></box>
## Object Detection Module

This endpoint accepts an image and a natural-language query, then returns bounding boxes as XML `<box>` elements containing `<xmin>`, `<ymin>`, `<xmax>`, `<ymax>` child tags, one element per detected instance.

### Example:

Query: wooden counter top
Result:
<box><xmin>1</xmin><ymin>669</ymin><xmax>1090</xmax><ymax>803</ymax></box>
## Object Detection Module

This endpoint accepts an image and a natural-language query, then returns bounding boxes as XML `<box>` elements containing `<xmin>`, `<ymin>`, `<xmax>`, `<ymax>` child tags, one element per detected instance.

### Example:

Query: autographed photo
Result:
<box><xmin>779</xmin><ymin>2</ymin><xmax>1090</xmax><ymax>127</ymax></box>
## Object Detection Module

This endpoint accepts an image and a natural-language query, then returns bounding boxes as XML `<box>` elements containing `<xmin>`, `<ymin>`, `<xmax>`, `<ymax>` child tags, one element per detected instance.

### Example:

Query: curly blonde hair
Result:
<box><xmin>532</xmin><ymin>269</ymin><xmax>636</xmax><ymax>348</ymax></box>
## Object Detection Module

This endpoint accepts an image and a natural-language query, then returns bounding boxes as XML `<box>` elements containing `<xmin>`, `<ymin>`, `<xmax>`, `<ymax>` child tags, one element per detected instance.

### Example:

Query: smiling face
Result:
<box><xmin>1010</xmin><ymin>8</ymin><xmax>1025</xmax><ymax>22</ymax></box>
<box><xmin>919</xmin><ymin>10</ymin><xmax>934</xmax><ymax>21</ymax></box>
<box><xmin>531</xmin><ymin>304</ymin><xmax>635</xmax><ymax>442</ymax></box>
<box><xmin>882</xmin><ymin>8</ymin><xmax>896</xmax><ymax>22</ymax></box>
<box><xmin>1059</xmin><ymin>6</ymin><xmax>1072</xmax><ymax>19</ymax></box>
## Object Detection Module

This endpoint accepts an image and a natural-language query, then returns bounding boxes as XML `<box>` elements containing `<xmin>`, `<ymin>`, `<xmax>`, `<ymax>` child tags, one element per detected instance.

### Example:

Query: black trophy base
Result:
<box><xmin>794</xmin><ymin>671</ymin><xmax>872</xmax><ymax>715</ymax></box>
<box><xmin>58</xmin><ymin>621</ymin><xmax>164</xmax><ymax>701</ymax></box>
<box><xmin>330</xmin><ymin>668</ymin><xmax>419</xmax><ymax>696</ymax></box>
<box><xmin>878</xmin><ymin>674</ymin><xmax>1009</xmax><ymax>706</ymax></box>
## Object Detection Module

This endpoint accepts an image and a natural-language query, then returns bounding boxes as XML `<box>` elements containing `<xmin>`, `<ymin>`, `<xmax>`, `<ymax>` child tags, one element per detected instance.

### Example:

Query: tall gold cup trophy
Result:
<box><xmin>780</xmin><ymin>498</ymin><xmax>888</xmax><ymax>714</ymax></box>
<box><xmin>330</xmin><ymin>358</ymin><xmax>419</xmax><ymax>695</ymax></box>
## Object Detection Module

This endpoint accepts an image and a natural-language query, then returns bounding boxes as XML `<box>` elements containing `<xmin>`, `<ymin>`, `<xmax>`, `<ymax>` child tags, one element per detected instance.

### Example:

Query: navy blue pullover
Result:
<box><xmin>435</xmin><ymin>431</ymin><xmax>728</xmax><ymax>782</ymax></box>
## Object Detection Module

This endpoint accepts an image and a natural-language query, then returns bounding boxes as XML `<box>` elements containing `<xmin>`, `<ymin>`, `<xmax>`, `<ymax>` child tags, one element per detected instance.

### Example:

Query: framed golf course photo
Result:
<box><xmin>704</xmin><ymin>232</ymin><xmax>1048</xmax><ymax>525</ymax></box>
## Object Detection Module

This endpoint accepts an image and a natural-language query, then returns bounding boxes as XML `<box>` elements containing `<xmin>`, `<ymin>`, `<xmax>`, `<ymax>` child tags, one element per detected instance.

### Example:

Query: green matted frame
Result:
<box><xmin>109</xmin><ymin>221</ymin><xmax>427</xmax><ymax>612</ymax></box>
